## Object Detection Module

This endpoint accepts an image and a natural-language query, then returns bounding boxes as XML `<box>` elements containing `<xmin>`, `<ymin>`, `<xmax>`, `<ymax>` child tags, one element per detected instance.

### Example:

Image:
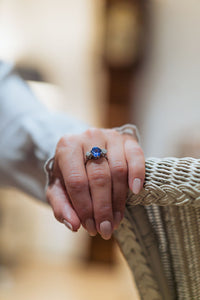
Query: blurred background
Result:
<box><xmin>1</xmin><ymin>0</ymin><xmax>200</xmax><ymax>299</ymax></box>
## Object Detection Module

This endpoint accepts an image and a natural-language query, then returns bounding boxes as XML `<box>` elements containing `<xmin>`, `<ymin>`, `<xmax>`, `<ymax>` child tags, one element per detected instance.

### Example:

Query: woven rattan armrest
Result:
<box><xmin>114</xmin><ymin>157</ymin><xmax>200</xmax><ymax>300</ymax></box>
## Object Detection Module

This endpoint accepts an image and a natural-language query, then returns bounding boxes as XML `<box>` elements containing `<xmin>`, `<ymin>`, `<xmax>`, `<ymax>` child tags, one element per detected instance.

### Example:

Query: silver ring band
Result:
<box><xmin>85</xmin><ymin>147</ymin><xmax>108</xmax><ymax>164</ymax></box>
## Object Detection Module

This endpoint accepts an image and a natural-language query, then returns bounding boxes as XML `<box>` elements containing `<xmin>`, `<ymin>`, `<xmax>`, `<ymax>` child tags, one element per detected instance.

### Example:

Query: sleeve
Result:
<box><xmin>0</xmin><ymin>61</ymin><xmax>89</xmax><ymax>202</ymax></box>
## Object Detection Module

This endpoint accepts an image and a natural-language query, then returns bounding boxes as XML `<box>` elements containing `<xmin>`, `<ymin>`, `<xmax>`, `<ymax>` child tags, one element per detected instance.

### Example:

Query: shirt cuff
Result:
<box><xmin>113</xmin><ymin>123</ymin><xmax>140</xmax><ymax>143</ymax></box>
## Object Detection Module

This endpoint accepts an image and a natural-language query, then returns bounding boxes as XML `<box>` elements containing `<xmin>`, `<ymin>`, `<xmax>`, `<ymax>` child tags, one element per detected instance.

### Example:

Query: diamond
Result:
<box><xmin>86</xmin><ymin>151</ymin><xmax>92</xmax><ymax>159</ymax></box>
<box><xmin>101</xmin><ymin>149</ymin><xmax>107</xmax><ymax>155</ymax></box>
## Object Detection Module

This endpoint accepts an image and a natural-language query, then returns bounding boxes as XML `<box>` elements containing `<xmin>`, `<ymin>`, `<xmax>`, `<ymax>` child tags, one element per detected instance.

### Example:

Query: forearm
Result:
<box><xmin>0</xmin><ymin>61</ymin><xmax>88</xmax><ymax>201</ymax></box>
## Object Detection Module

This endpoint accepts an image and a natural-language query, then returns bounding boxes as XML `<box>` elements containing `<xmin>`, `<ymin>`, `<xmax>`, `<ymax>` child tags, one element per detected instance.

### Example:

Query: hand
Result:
<box><xmin>46</xmin><ymin>128</ymin><xmax>145</xmax><ymax>240</ymax></box>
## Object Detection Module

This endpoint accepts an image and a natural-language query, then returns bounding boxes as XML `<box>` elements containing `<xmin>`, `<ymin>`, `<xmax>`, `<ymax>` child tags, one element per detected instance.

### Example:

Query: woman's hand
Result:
<box><xmin>46</xmin><ymin>128</ymin><xmax>145</xmax><ymax>240</ymax></box>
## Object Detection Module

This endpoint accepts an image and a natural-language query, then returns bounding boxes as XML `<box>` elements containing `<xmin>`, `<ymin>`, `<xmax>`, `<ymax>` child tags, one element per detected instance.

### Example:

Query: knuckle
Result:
<box><xmin>90</xmin><ymin>170</ymin><xmax>110</xmax><ymax>187</ymax></box>
<box><xmin>56</xmin><ymin>134</ymin><xmax>80</xmax><ymax>152</ymax></box>
<box><xmin>100</xmin><ymin>203</ymin><xmax>112</xmax><ymax>213</ymax></box>
<box><xmin>67</xmin><ymin>174</ymin><xmax>87</xmax><ymax>192</ymax></box>
<box><xmin>95</xmin><ymin>205</ymin><xmax>112</xmax><ymax>221</ymax></box>
<box><xmin>112</xmin><ymin>161</ymin><xmax>127</xmax><ymax>176</ymax></box>
<box><xmin>57</xmin><ymin>135</ymin><xmax>69</xmax><ymax>149</ymax></box>
<box><xmin>84</xmin><ymin>128</ymin><xmax>102</xmax><ymax>139</ymax></box>
<box><xmin>133</xmin><ymin>146</ymin><xmax>144</xmax><ymax>157</ymax></box>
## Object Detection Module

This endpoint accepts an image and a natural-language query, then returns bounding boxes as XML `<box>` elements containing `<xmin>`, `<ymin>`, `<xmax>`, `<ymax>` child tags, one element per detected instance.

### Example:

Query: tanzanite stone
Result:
<box><xmin>91</xmin><ymin>147</ymin><xmax>102</xmax><ymax>158</ymax></box>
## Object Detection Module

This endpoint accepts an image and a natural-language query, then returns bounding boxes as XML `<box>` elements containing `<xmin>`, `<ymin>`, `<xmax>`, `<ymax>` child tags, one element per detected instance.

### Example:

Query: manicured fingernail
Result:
<box><xmin>85</xmin><ymin>219</ymin><xmax>97</xmax><ymax>236</ymax></box>
<box><xmin>100</xmin><ymin>221</ymin><xmax>112</xmax><ymax>240</ymax></box>
<box><xmin>63</xmin><ymin>220</ymin><xmax>73</xmax><ymax>231</ymax></box>
<box><xmin>132</xmin><ymin>178</ymin><xmax>142</xmax><ymax>194</ymax></box>
<box><xmin>114</xmin><ymin>212</ymin><xmax>122</xmax><ymax>229</ymax></box>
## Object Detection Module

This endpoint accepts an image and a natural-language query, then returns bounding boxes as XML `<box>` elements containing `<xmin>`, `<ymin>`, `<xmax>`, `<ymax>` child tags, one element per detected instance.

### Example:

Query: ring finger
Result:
<box><xmin>84</xmin><ymin>140</ymin><xmax>113</xmax><ymax>240</ymax></box>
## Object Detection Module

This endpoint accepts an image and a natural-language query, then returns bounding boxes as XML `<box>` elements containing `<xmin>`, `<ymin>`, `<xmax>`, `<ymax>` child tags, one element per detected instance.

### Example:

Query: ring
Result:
<box><xmin>85</xmin><ymin>147</ymin><xmax>108</xmax><ymax>164</ymax></box>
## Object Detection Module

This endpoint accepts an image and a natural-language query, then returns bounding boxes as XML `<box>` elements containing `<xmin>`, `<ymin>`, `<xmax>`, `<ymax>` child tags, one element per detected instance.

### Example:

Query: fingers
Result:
<box><xmin>50</xmin><ymin>128</ymin><xmax>145</xmax><ymax>241</ymax></box>
<box><xmin>46</xmin><ymin>179</ymin><xmax>81</xmax><ymax>232</ymax></box>
<box><xmin>106</xmin><ymin>130</ymin><xmax>128</xmax><ymax>229</ymax></box>
<box><xmin>124</xmin><ymin>137</ymin><xmax>145</xmax><ymax>194</ymax></box>
<box><xmin>57</xmin><ymin>129</ymin><xmax>113</xmax><ymax>240</ymax></box>
<box><xmin>86</xmin><ymin>158</ymin><xmax>112</xmax><ymax>240</ymax></box>
<box><xmin>84</xmin><ymin>130</ymin><xmax>113</xmax><ymax>240</ymax></box>
<box><xmin>56</xmin><ymin>135</ymin><xmax>97</xmax><ymax>237</ymax></box>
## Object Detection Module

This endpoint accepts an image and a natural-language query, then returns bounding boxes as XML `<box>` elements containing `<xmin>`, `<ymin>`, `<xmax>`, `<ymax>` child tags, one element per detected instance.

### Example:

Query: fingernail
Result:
<box><xmin>85</xmin><ymin>219</ymin><xmax>97</xmax><ymax>236</ymax></box>
<box><xmin>63</xmin><ymin>219</ymin><xmax>73</xmax><ymax>231</ymax></box>
<box><xmin>132</xmin><ymin>178</ymin><xmax>142</xmax><ymax>194</ymax></box>
<box><xmin>114</xmin><ymin>212</ymin><xmax>122</xmax><ymax>229</ymax></box>
<box><xmin>100</xmin><ymin>221</ymin><xmax>112</xmax><ymax>240</ymax></box>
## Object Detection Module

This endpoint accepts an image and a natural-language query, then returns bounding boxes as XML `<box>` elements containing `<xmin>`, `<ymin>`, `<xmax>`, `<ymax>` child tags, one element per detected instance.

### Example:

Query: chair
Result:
<box><xmin>114</xmin><ymin>157</ymin><xmax>200</xmax><ymax>300</ymax></box>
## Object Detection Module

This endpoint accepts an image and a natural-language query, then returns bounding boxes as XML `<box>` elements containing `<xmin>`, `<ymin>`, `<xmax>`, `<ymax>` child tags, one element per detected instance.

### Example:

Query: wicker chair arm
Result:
<box><xmin>127</xmin><ymin>157</ymin><xmax>200</xmax><ymax>207</ymax></box>
<box><xmin>114</xmin><ymin>157</ymin><xmax>200</xmax><ymax>300</ymax></box>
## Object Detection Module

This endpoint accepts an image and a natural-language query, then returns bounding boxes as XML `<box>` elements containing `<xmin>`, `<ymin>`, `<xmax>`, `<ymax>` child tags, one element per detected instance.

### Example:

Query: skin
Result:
<box><xmin>46</xmin><ymin>128</ymin><xmax>145</xmax><ymax>240</ymax></box>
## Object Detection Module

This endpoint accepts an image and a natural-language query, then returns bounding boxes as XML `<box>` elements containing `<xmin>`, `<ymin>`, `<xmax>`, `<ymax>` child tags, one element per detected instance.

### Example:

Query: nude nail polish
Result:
<box><xmin>132</xmin><ymin>178</ymin><xmax>142</xmax><ymax>194</ymax></box>
<box><xmin>100</xmin><ymin>221</ymin><xmax>112</xmax><ymax>240</ymax></box>
<box><xmin>85</xmin><ymin>219</ymin><xmax>97</xmax><ymax>236</ymax></box>
<box><xmin>63</xmin><ymin>220</ymin><xmax>73</xmax><ymax>231</ymax></box>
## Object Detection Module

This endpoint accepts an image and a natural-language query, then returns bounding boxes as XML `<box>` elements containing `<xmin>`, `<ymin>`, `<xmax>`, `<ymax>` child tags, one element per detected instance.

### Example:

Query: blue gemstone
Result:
<box><xmin>91</xmin><ymin>147</ymin><xmax>102</xmax><ymax>158</ymax></box>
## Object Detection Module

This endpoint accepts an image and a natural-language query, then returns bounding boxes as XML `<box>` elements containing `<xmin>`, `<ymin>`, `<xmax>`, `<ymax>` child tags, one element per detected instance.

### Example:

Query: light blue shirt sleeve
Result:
<box><xmin>0</xmin><ymin>61</ymin><xmax>89</xmax><ymax>202</ymax></box>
